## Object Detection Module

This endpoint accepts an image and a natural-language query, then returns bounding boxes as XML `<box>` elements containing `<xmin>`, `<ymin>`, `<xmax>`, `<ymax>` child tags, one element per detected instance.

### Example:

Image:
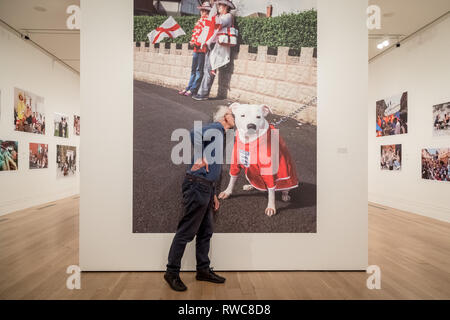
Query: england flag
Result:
<box><xmin>147</xmin><ymin>16</ymin><xmax>186</xmax><ymax>44</ymax></box>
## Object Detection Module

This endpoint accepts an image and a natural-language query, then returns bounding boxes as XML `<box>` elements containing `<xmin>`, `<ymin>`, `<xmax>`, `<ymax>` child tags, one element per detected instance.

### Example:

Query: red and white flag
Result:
<box><xmin>147</xmin><ymin>16</ymin><xmax>185</xmax><ymax>44</ymax></box>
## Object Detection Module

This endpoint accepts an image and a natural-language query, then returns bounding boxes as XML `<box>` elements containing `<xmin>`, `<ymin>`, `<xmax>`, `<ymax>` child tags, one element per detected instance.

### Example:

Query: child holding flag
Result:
<box><xmin>178</xmin><ymin>2</ymin><xmax>212</xmax><ymax>97</ymax></box>
<box><xmin>193</xmin><ymin>0</ymin><xmax>236</xmax><ymax>101</ymax></box>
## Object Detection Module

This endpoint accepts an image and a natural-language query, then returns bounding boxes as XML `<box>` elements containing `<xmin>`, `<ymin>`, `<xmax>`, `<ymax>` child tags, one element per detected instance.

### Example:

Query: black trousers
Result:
<box><xmin>166</xmin><ymin>175</ymin><xmax>215</xmax><ymax>274</ymax></box>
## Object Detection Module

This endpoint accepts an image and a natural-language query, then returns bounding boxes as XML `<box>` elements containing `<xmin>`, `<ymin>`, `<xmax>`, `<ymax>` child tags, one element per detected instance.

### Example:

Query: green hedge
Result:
<box><xmin>134</xmin><ymin>10</ymin><xmax>317</xmax><ymax>49</ymax></box>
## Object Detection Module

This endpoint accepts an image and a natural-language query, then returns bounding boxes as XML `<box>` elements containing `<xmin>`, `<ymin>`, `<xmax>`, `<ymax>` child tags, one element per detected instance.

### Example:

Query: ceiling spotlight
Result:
<box><xmin>377</xmin><ymin>39</ymin><xmax>390</xmax><ymax>50</ymax></box>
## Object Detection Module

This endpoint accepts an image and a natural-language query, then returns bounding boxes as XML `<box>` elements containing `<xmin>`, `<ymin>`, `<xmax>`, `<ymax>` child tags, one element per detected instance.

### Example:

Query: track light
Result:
<box><xmin>377</xmin><ymin>39</ymin><xmax>390</xmax><ymax>50</ymax></box>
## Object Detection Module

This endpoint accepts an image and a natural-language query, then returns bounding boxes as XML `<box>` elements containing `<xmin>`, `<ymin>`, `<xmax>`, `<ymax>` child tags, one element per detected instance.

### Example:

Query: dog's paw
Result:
<box><xmin>281</xmin><ymin>192</ymin><xmax>291</xmax><ymax>202</ymax></box>
<box><xmin>218</xmin><ymin>191</ymin><xmax>231</xmax><ymax>200</ymax></box>
<box><xmin>243</xmin><ymin>184</ymin><xmax>254</xmax><ymax>191</ymax></box>
<box><xmin>265</xmin><ymin>207</ymin><xmax>277</xmax><ymax>217</ymax></box>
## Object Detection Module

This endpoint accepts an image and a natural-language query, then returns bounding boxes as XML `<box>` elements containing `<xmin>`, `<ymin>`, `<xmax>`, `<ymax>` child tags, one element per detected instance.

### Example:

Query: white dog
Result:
<box><xmin>218</xmin><ymin>103</ymin><xmax>299</xmax><ymax>216</ymax></box>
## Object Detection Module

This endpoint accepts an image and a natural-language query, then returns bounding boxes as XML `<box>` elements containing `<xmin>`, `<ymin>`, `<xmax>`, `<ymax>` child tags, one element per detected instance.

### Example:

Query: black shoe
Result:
<box><xmin>192</xmin><ymin>94</ymin><xmax>208</xmax><ymax>101</ymax></box>
<box><xmin>196</xmin><ymin>268</ymin><xmax>226</xmax><ymax>283</ymax></box>
<box><xmin>164</xmin><ymin>272</ymin><xmax>187</xmax><ymax>291</ymax></box>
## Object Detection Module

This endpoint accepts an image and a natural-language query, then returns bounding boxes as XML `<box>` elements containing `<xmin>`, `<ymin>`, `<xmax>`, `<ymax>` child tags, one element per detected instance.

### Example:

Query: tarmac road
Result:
<box><xmin>133</xmin><ymin>80</ymin><xmax>316</xmax><ymax>233</ymax></box>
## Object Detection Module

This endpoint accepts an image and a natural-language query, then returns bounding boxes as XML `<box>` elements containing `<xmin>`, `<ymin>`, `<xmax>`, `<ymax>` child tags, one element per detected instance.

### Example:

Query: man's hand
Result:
<box><xmin>213</xmin><ymin>195</ymin><xmax>220</xmax><ymax>211</ymax></box>
<box><xmin>191</xmin><ymin>157</ymin><xmax>209</xmax><ymax>172</ymax></box>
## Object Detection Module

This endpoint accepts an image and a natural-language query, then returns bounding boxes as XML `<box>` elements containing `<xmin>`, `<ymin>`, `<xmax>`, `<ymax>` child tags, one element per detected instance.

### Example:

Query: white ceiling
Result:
<box><xmin>369</xmin><ymin>0</ymin><xmax>450</xmax><ymax>60</ymax></box>
<box><xmin>0</xmin><ymin>0</ymin><xmax>80</xmax><ymax>72</ymax></box>
<box><xmin>0</xmin><ymin>0</ymin><xmax>449</xmax><ymax>74</ymax></box>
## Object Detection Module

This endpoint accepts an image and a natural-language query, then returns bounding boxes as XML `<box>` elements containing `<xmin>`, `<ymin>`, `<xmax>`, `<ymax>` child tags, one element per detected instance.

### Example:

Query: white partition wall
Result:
<box><xmin>368</xmin><ymin>15</ymin><xmax>450</xmax><ymax>222</ymax></box>
<box><xmin>80</xmin><ymin>0</ymin><xmax>368</xmax><ymax>271</ymax></box>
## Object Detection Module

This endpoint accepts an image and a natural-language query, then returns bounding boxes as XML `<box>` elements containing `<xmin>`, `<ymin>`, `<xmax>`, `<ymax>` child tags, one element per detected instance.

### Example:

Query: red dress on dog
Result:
<box><xmin>229</xmin><ymin>125</ymin><xmax>299</xmax><ymax>191</ymax></box>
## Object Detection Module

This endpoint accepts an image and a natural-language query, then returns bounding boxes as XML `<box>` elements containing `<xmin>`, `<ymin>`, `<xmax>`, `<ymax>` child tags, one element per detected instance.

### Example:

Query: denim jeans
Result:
<box><xmin>166</xmin><ymin>175</ymin><xmax>214</xmax><ymax>274</ymax></box>
<box><xmin>186</xmin><ymin>52</ymin><xmax>205</xmax><ymax>93</ymax></box>
<box><xmin>197</xmin><ymin>50</ymin><xmax>215</xmax><ymax>98</ymax></box>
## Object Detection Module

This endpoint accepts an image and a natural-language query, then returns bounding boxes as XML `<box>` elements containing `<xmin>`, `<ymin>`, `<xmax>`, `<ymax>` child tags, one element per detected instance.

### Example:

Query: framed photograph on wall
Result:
<box><xmin>14</xmin><ymin>88</ymin><xmax>46</xmax><ymax>135</ymax></box>
<box><xmin>380</xmin><ymin>144</ymin><xmax>402</xmax><ymax>171</ymax></box>
<box><xmin>56</xmin><ymin>145</ymin><xmax>77</xmax><ymax>177</ymax></box>
<box><xmin>74</xmin><ymin>115</ymin><xmax>80</xmax><ymax>136</ymax></box>
<box><xmin>432</xmin><ymin>102</ymin><xmax>450</xmax><ymax>136</ymax></box>
<box><xmin>0</xmin><ymin>140</ymin><xmax>18</xmax><ymax>171</ymax></box>
<box><xmin>421</xmin><ymin>148</ymin><xmax>450</xmax><ymax>182</ymax></box>
<box><xmin>29</xmin><ymin>143</ymin><xmax>49</xmax><ymax>169</ymax></box>
<box><xmin>376</xmin><ymin>92</ymin><xmax>408</xmax><ymax>137</ymax></box>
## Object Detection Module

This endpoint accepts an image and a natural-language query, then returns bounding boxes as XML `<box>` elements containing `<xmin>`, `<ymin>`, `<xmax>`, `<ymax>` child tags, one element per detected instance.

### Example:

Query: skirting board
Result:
<box><xmin>369</xmin><ymin>192</ymin><xmax>450</xmax><ymax>223</ymax></box>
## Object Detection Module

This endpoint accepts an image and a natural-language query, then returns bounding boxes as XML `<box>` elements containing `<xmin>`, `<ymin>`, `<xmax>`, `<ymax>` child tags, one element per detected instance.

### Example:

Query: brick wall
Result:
<box><xmin>134</xmin><ymin>42</ymin><xmax>317</xmax><ymax>124</ymax></box>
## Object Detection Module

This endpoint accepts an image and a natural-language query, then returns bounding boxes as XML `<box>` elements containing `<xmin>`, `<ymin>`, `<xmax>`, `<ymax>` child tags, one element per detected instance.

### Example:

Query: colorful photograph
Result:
<box><xmin>74</xmin><ymin>115</ymin><xmax>80</xmax><ymax>136</ymax></box>
<box><xmin>380</xmin><ymin>144</ymin><xmax>402</xmax><ymax>171</ymax></box>
<box><xmin>432</xmin><ymin>102</ymin><xmax>450</xmax><ymax>136</ymax></box>
<box><xmin>0</xmin><ymin>140</ymin><xmax>18</xmax><ymax>171</ymax></box>
<box><xmin>29</xmin><ymin>143</ymin><xmax>48</xmax><ymax>169</ymax></box>
<box><xmin>56</xmin><ymin>145</ymin><xmax>77</xmax><ymax>177</ymax></box>
<box><xmin>14</xmin><ymin>88</ymin><xmax>45</xmax><ymax>134</ymax></box>
<box><xmin>422</xmin><ymin>148</ymin><xmax>450</xmax><ymax>182</ymax></box>
<box><xmin>54</xmin><ymin>113</ymin><xmax>69</xmax><ymax>138</ymax></box>
<box><xmin>376</xmin><ymin>92</ymin><xmax>408</xmax><ymax>137</ymax></box>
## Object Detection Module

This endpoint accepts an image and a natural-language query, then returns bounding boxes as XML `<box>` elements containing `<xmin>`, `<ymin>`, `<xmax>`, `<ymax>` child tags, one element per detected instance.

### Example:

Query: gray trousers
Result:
<box><xmin>197</xmin><ymin>50</ymin><xmax>215</xmax><ymax>98</ymax></box>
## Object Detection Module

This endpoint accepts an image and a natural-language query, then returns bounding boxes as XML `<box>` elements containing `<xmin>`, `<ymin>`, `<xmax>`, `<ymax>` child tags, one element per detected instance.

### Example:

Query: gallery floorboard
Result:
<box><xmin>0</xmin><ymin>196</ymin><xmax>449</xmax><ymax>300</ymax></box>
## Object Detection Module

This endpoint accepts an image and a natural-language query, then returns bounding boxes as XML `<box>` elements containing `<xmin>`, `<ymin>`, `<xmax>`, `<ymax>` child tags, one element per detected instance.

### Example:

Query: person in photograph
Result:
<box><xmin>0</xmin><ymin>146</ymin><xmax>18</xmax><ymax>171</ymax></box>
<box><xmin>58</xmin><ymin>118</ymin><xmax>63</xmax><ymax>137</ymax></box>
<box><xmin>393</xmin><ymin>150</ymin><xmax>401</xmax><ymax>170</ymax></box>
<box><xmin>15</xmin><ymin>92</ymin><xmax>26</xmax><ymax>130</ymax></box>
<box><xmin>434</xmin><ymin>114</ymin><xmax>441</xmax><ymax>129</ymax></box>
<box><xmin>193</xmin><ymin>0</ymin><xmax>235</xmax><ymax>101</ymax></box>
<box><xmin>393</xmin><ymin>118</ymin><xmax>400</xmax><ymax>135</ymax></box>
<box><xmin>64</xmin><ymin>118</ymin><xmax>69</xmax><ymax>138</ymax></box>
<box><xmin>24</xmin><ymin>104</ymin><xmax>33</xmax><ymax>132</ymax></box>
<box><xmin>74</xmin><ymin>116</ymin><xmax>80</xmax><ymax>135</ymax></box>
<box><xmin>164</xmin><ymin>106</ymin><xmax>235</xmax><ymax>292</ymax></box>
<box><xmin>178</xmin><ymin>2</ymin><xmax>211</xmax><ymax>97</ymax></box>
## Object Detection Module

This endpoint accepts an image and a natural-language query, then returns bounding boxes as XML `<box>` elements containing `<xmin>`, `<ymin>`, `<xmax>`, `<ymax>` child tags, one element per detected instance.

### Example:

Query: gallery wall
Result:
<box><xmin>368</xmin><ymin>14</ymin><xmax>450</xmax><ymax>222</ymax></box>
<box><xmin>0</xmin><ymin>26</ymin><xmax>80</xmax><ymax>216</ymax></box>
<box><xmin>80</xmin><ymin>0</ymin><xmax>368</xmax><ymax>271</ymax></box>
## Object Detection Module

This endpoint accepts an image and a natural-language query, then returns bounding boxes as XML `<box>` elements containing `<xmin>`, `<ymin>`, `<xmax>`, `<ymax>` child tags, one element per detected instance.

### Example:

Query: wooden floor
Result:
<box><xmin>0</xmin><ymin>196</ymin><xmax>449</xmax><ymax>300</ymax></box>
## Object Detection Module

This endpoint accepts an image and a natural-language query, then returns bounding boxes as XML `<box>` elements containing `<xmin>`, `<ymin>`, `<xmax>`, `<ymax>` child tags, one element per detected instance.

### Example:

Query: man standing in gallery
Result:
<box><xmin>164</xmin><ymin>106</ymin><xmax>235</xmax><ymax>292</ymax></box>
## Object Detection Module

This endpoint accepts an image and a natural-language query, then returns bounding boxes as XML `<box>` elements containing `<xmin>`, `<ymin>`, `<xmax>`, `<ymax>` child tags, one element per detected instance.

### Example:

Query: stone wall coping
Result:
<box><xmin>134</xmin><ymin>42</ymin><xmax>316</xmax><ymax>60</ymax></box>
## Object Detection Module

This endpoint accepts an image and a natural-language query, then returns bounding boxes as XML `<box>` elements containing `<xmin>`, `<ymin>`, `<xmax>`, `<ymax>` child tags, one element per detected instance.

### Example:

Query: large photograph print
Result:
<box><xmin>376</xmin><ymin>92</ymin><xmax>408</xmax><ymax>137</ymax></box>
<box><xmin>14</xmin><ymin>88</ymin><xmax>45</xmax><ymax>135</ymax></box>
<box><xmin>133</xmin><ymin>1</ymin><xmax>317</xmax><ymax>233</ymax></box>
